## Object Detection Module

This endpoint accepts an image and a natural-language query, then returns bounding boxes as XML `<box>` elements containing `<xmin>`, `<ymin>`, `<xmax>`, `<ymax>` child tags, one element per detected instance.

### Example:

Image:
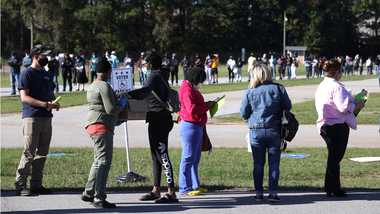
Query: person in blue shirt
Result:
<box><xmin>22</xmin><ymin>52</ymin><xmax>32</xmax><ymax>70</ymax></box>
<box><xmin>240</xmin><ymin>63</ymin><xmax>292</xmax><ymax>202</ymax></box>
<box><xmin>110</xmin><ymin>51</ymin><xmax>119</xmax><ymax>68</ymax></box>
<box><xmin>8</xmin><ymin>52</ymin><xmax>22</xmax><ymax>95</ymax></box>
<box><xmin>90</xmin><ymin>52</ymin><xmax>98</xmax><ymax>83</ymax></box>
<box><xmin>15</xmin><ymin>44</ymin><xmax>60</xmax><ymax>196</ymax></box>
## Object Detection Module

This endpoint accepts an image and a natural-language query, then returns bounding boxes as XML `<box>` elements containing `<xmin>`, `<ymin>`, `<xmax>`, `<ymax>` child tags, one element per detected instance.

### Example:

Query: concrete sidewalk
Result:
<box><xmin>1</xmin><ymin>191</ymin><xmax>380</xmax><ymax>214</ymax></box>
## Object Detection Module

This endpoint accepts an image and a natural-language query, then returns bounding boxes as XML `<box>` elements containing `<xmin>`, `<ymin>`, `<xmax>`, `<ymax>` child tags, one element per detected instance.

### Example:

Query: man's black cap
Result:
<box><xmin>30</xmin><ymin>44</ymin><xmax>52</xmax><ymax>57</ymax></box>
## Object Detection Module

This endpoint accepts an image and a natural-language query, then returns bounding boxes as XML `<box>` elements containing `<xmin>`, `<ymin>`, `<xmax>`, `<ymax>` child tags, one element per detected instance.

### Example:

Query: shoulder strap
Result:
<box><xmin>151</xmin><ymin>90</ymin><xmax>164</xmax><ymax>103</ymax></box>
<box><xmin>273</xmin><ymin>83</ymin><xmax>284</xmax><ymax>98</ymax></box>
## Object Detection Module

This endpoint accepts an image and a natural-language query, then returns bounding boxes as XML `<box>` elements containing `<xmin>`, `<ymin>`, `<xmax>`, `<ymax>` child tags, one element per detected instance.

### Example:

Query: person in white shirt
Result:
<box><xmin>123</xmin><ymin>53</ymin><xmax>132</xmax><ymax>67</ymax></box>
<box><xmin>269</xmin><ymin>55</ymin><xmax>276</xmax><ymax>80</ymax></box>
<box><xmin>290</xmin><ymin>57</ymin><xmax>297</xmax><ymax>79</ymax></box>
<box><xmin>227</xmin><ymin>56</ymin><xmax>236</xmax><ymax>83</ymax></box>
<box><xmin>123</xmin><ymin>52</ymin><xmax>133</xmax><ymax>85</ymax></box>
<box><xmin>366</xmin><ymin>57</ymin><xmax>372</xmax><ymax>75</ymax></box>
<box><xmin>312</xmin><ymin>57</ymin><xmax>319</xmax><ymax>78</ymax></box>
<box><xmin>247</xmin><ymin>53</ymin><xmax>256</xmax><ymax>81</ymax></box>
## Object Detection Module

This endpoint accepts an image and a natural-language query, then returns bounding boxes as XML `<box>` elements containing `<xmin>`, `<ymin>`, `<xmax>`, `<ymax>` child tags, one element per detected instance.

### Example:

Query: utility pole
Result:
<box><xmin>282</xmin><ymin>11</ymin><xmax>286</xmax><ymax>56</ymax></box>
<box><xmin>30</xmin><ymin>22</ymin><xmax>33</xmax><ymax>50</ymax></box>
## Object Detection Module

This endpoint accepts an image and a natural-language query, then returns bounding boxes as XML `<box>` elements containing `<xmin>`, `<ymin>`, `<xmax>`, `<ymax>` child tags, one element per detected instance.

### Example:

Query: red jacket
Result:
<box><xmin>179</xmin><ymin>80</ymin><xmax>208</xmax><ymax>125</ymax></box>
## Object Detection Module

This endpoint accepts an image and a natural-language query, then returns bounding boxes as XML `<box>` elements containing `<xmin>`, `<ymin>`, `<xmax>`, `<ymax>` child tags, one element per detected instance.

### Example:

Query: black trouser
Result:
<box><xmin>170</xmin><ymin>67</ymin><xmax>178</xmax><ymax>85</ymax></box>
<box><xmin>306</xmin><ymin>66</ymin><xmax>312</xmax><ymax>79</ymax></box>
<box><xmin>62</xmin><ymin>70</ymin><xmax>72</xmax><ymax>91</ymax></box>
<box><xmin>228</xmin><ymin>67</ymin><xmax>234</xmax><ymax>82</ymax></box>
<box><xmin>90</xmin><ymin>70</ymin><xmax>96</xmax><ymax>83</ymax></box>
<box><xmin>320</xmin><ymin>123</ymin><xmax>349</xmax><ymax>193</ymax></box>
<box><xmin>147</xmin><ymin>111</ymin><xmax>175</xmax><ymax>188</ymax></box>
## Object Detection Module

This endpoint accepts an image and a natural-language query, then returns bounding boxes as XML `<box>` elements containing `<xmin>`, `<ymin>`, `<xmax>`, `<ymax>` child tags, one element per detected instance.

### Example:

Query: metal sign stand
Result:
<box><xmin>115</xmin><ymin>67</ymin><xmax>146</xmax><ymax>183</ymax></box>
<box><xmin>116</xmin><ymin>122</ymin><xmax>146</xmax><ymax>183</ymax></box>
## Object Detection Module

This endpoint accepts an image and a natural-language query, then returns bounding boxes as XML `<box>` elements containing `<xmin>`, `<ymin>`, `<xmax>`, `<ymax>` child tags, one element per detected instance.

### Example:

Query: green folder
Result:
<box><xmin>209</xmin><ymin>95</ymin><xmax>225</xmax><ymax>118</ymax></box>
<box><xmin>53</xmin><ymin>96</ymin><xmax>62</xmax><ymax>103</ymax></box>
<box><xmin>354</xmin><ymin>89</ymin><xmax>368</xmax><ymax>116</ymax></box>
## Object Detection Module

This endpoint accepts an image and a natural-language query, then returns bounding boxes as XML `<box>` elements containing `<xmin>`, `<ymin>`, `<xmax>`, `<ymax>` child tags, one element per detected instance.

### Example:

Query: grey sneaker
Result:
<box><xmin>268</xmin><ymin>194</ymin><xmax>280</xmax><ymax>202</ymax></box>
<box><xmin>81</xmin><ymin>194</ymin><xmax>94</xmax><ymax>202</ymax></box>
<box><xmin>254</xmin><ymin>194</ymin><xmax>264</xmax><ymax>201</ymax></box>
<box><xmin>92</xmin><ymin>200</ymin><xmax>117</xmax><ymax>208</ymax></box>
<box><xmin>15</xmin><ymin>183</ymin><xmax>32</xmax><ymax>196</ymax></box>
<box><xmin>16</xmin><ymin>188</ymin><xmax>32</xmax><ymax>196</ymax></box>
<box><xmin>30</xmin><ymin>186</ymin><xmax>52</xmax><ymax>195</ymax></box>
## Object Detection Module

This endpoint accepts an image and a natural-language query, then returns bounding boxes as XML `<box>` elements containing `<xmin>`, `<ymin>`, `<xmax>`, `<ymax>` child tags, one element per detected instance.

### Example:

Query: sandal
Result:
<box><xmin>139</xmin><ymin>192</ymin><xmax>161</xmax><ymax>201</ymax></box>
<box><xmin>197</xmin><ymin>187</ymin><xmax>208</xmax><ymax>193</ymax></box>
<box><xmin>155</xmin><ymin>193</ymin><xmax>179</xmax><ymax>203</ymax></box>
<box><xmin>187</xmin><ymin>190</ymin><xmax>201</xmax><ymax>196</ymax></box>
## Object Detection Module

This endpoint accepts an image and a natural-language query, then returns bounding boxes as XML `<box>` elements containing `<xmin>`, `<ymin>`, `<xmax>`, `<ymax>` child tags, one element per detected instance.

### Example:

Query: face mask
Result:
<box><xmin>38</xmin><ymin>57</ymin><xmax>49</xmax><ymax>67</ymax></box>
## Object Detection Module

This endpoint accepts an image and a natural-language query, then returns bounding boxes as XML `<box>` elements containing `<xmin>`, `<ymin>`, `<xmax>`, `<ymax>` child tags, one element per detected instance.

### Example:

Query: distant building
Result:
<box><xmin>286</xmin><ymin>46</ymin><xmax>307</xmax><ymax>64</ymax></box>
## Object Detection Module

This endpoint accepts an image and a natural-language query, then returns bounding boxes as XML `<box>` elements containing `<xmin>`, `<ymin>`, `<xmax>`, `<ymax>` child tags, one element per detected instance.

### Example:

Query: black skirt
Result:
<box><xmin>76</xmin><ymin>68</ymin><xmax>88</xmax><ymax>83</ymax></box>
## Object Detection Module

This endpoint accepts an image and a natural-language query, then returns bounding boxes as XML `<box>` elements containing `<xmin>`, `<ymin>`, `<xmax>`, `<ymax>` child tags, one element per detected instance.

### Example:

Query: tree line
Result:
<box><xmin>1</xmin><ymin>0</ymin><xmax>379</xmax><ymax>60</ymax></box>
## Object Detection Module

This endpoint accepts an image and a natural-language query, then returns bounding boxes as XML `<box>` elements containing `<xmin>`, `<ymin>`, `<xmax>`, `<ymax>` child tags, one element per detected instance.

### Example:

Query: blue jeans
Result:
<box><xmin>10</xmin><ymin>71</ymin><xmax>20</xmax><ymax>95</ymax></box>
<box><xmin>53</xmin><ymin>75</ymin><xmax>59</xmax><ymax>92</ymax></box>
<box><xmin>271</xmin><ymin>66</ymin><xmax>276</xmax><ymax>80</ymax></box>
<box><xmin>179</xmin><ymin>121</ymin><xmax>203</xmax><ymax>193</ymax></box>
<box><xmin>249</xmin><ymin>128</ymin><xmax>281</xmax><ymax>195</ymax></box>
<box><xmin>286</xmin><ymin>66</ymin><xmax>291</xmax><ymax>80</ymax></box>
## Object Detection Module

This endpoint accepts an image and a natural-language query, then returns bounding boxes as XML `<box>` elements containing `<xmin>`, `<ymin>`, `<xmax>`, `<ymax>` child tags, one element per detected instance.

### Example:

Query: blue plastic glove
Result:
<box><xmin>119</xmin><ymin>95</ymin><xmax>128</xmax><ymax>110</ymax></box>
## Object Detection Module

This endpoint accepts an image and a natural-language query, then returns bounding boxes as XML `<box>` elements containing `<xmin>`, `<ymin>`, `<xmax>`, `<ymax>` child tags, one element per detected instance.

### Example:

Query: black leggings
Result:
<box><xmin>228</xmin><ymin>67</ymin><xmax>234</xmax><ymax>81</ymax></box>
<box><xmin>170</xmin><ymin>67</ymin><xmax>178</xmax><ymax>85</ymax></box>
<box><xmin>147</xmin><ymin>111</ymin><xmax>175</xmax><ymax>188</ymax></box>
<box><xmin>62</xmin><ymin>71</ymin><xmax>72</xmax><ymax>91</ymax></box>
<box><xmin>320</xmin><ymin>123</ymin><xmax>349</xmax><ymax>193</ymax></box>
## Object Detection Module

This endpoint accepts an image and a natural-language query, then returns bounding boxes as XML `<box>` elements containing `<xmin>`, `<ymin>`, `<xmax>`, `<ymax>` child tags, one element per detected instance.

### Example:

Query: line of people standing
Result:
<box><xmin>13</xmin><ymin>46</ymin><xmax>371</xmax><ymax>208</ymax></box>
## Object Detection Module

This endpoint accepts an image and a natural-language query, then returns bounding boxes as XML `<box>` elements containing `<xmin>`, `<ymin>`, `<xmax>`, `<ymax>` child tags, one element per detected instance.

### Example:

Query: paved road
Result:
<box><xmin>2</xmin><ymin>191</ymin><xmax>380</xmax><ymax>214</ymax></box>
<box><xmin>1</xmin><ymin>78</ymin><xmax>379</xmax><ymax>149</ymax></box>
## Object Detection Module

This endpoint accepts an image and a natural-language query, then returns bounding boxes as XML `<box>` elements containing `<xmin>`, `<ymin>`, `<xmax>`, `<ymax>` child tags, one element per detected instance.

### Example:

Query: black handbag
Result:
<box><xmin>281</xmin><ymin>110</ymin><xmax>299</xmax><ymax>142</ymax></box>
<box><xmin>201</xmin><ymin>126</ymin><xmax>212</xmax><ymax>152</ymax></box>
<box><xmin>276</xmin><ymin>84</ymin><xmax>299</xmax><ymax>142</ymax></box>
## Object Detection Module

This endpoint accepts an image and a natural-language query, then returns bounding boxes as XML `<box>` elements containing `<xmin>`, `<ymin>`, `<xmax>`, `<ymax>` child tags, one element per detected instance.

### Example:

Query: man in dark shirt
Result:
<box><xmin>169</xmin><ymin>53</ymin><xmax>179</xmax><ymax>86</ymax></box>
<box><xmin>61</xmin><ymin>53</ymin><xmax>74</xmax><ymax>91</ymax></box>
<box><xmin>8</xmin><ymin>52</ymin><xmax>22</xmax><ymax>95</ymax></box>
<box><xmin>15</xmin><ymin>44</ymin><xmax>60</xmax><ymax>196</ymax></box>
<box><xmin>47</xmin><ymin>55</ymin><xmax>60</xmax><ymax>93</ymax></box>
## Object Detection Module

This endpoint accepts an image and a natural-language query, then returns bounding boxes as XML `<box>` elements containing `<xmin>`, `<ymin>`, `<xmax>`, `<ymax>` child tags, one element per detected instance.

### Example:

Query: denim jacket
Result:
<box><xmin>240</xmin><ymin>81</ymin><xmax>292</xmax><ymax>129</ymax></box>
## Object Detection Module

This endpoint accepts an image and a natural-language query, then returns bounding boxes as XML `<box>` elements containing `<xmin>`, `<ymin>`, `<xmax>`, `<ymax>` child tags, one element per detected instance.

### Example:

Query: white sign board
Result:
<box><xmin>350</xmin><ymin>157</ymin><xmax>380</xmax><ymax>163</ymax></box>
<box><xmin>110</xmin><ymin>67</ymin><xmax>133</xmax><ymax>95</ymax></box>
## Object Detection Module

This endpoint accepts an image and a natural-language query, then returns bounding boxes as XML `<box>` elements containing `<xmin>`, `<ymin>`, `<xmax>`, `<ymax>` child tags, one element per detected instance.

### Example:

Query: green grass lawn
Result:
<box><xmin>0</xmin><ymin>91</ymin><xmax>87</xmax><ymax>114</ymax></box>
<box><xmin>1</xmin><ymin>148</ymin><xmax>379</xmax><ymax>190</ymax></box>
<box><xmin>199</xmin><ymin>75</ymin><xmax>374</xmax><ymax>94</ymax></box>
<box><xmin>214</xmin><ymin>93</ymin><xmax>380</xmax><ymax>125</ymax></box>
<box><xmin>0</xmin><ymin>72</ymin><xmax>10</xmax><ymax>88</ymax></box>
